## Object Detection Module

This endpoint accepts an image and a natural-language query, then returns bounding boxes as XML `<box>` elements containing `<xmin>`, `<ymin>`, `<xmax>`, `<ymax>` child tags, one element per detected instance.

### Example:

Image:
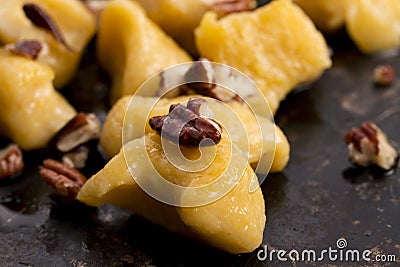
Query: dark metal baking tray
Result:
<box><xmin>1</xmin><ymin>4</ymin><xmax>400</xmax><ymax>267</ymax></box>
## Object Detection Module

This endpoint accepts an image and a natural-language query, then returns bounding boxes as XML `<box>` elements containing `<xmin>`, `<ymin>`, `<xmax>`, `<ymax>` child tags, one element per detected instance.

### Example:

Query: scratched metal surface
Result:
<box><xmin>1</xmin><ymin>6</ymin><xmax>400</xmax><ymax>267</ymax></box>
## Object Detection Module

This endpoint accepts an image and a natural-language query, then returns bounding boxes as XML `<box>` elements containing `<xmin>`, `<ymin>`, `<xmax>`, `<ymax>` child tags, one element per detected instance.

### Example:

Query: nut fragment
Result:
<box><xmin>61</xmin><ymin>146</ymin><xmax>89</xmax><ymax>169</ymax></box>
<box><xmin>5</xmin><ymin>40</ymin><xmax>42</xmax><ymax>60</ymax></box>
<box><xmin>155</xmin><ymin>64</ymin><xmax>191</xmax><ymax>97</ymax></box>
<box><xmin>345</xmin><ymin>122</ymin><xmax>398</xmax><ymax>170</ymax></box>
<box><xmin>23</xmin><ymin>3</ymin><xmax>72</xmax><ymax>51</ymax></box>
<box><xmin>210</xmin><ymin>0</ymin><xmax>256</xmax><ymax>17</ymax></box>
<box><xmin>373</xmin><ymin>64</ymin><xmax>395</xmax><ymax>86</ymax></box>
<box><xmin>39</xmin><ymin>159</ymin><xmax>87</xmax><ymax>204</ymax></box>
<box><xmin>184</xmin><ymin>59</ymin><xmax>255</xmax><ymax>102</ymax></box>
<box><xmin>0</xmin><ymin>144</ymin><xmax>24</xmax><ymax>179</ymax></box>
<box><xmin>49</xmin><ymin>113</ymin><xmax>101</xmax><ymax>153</ymax></box>
<box><xmin>185</xmin><ymin>59</ymin><xmax>215</xmax><ymax>92</ymax></box>
<box><xmin>149</xmin><ymin>98</ymin><xmax>222</xmax><ymax>147</ymax></box>
<box><xmin>81</xmin><ymin>0</ymin><xmax>108</xmax><ymax>17</ymax></box>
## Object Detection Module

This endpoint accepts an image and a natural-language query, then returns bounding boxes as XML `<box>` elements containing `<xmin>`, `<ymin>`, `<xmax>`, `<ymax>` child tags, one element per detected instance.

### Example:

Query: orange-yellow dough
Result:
<box><xmin>0</xmin><ymin>0</ymin><xmax>96</xmax><ymax>88</ymax></box>
<box><xmin>0</xmin><ymin>50</ymin><xmax>76</xmax><ymax>150</ymax></box>
<box><xmin>195</xmin><ymin>0</ymin><xmax>332</xmax><ymax>114</ymax></box>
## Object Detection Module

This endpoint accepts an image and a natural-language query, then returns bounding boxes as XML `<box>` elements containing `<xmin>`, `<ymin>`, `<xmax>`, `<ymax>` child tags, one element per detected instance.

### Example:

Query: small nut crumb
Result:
<box><xmin>81</xmin><ymin>0</ymin><xmax>108</xmax><ymax>17</ymax></box>
<box><xmin>345</xmin><ymin>122</ymin><xmax>398</xmax><ymax>170</ymax></box>
<box><xmin>373</xmin><ymin>64</ymin><xmax>395</xmax><ymax>86</ymax></box>
<box><xmin>210</xmin><ymin>0</ymin><xmax>256</xmax><ymax>17</ymax></box>
<box><xmin>49</xmin><ymin>113</ymin><xmax>101</xmax><ymax>153</ymax></box>
<box><xmin>5</xmin><ymin>40</ymin><xmax>42</xmax><ymax>60</ymax></box>
<box><xmin>149</xmin><ymin>98</ymin><xmax>222</xmax><ymax>147</ymax></box>
<box><xmin>23</xmin><ymin>3</ymin><xmax>73</xmax><ymax>51</ymax></box>
<box><xmin>39</xmin><ymin>159</ymin><xmax>87</xmax><ymax>204</ymax></box>
<box><xmin>0</xmin><ymin>144</ymin><xmax>24</xmax><ymax>179</ymax></box>
<box><xmin>61</xmin><ymin>146</ymin><xmax>89</xmax><ymax>169</ymax></box>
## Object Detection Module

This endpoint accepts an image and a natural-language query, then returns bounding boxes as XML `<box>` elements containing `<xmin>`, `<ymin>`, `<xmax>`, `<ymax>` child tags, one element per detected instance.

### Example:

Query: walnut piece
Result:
<box><xmin>23</xmin><ymin>3</ymin><xmax>72</xmax><ymax>51</ymax></box>
<box><xmin>149</xmin><ymin>98</ymin><xmax>222</xmax><ymax>147</ymax></box>
<box><xmin>5</xmin><ymin>40</ymin><xmax>42</xmax><ymax>60</ymax></box>
<box><xmin>49</xmin><ymin>113</ymin><xmax>101</xmax><ymax>153</ymax></box>
<box><xmin>39</xmin><ymin>159</ymin><xmax>87</xmax><ymax>204</ymax></box>
<box><xmin>0</xmin><ymin>144</ymin><xmax>24</xmax><ymax>179</ymax></box>
<box><xmin>373</xmin><ymin>64</ymin><xmax>395</xmax><ymax>86</ymax></box>
<box><xmin>345</xmin><ymin>122</ymin><xmax>398</xmax><ymax>170</ymax></box>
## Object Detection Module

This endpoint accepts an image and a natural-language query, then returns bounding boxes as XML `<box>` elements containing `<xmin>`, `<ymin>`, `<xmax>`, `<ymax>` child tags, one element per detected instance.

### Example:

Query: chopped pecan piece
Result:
<box><xmin>155</xmin><ymin>65</ymin><xmax>191</xmax><ymax>97</ymax></box>
<box><xmin>23</xmin><ymin>3</ymin><xmax>72</xmax><ymax>51</ymax></box>
<box><xmin>345</xmin><ymin>122</ymin><xmax>398</xmax><ymax>170</ymax></box>
<box><xmin>61</xmin><ymin>146</ymin><xmax>89</xmax><ymax>169</ymax></box>
<box><xmin>211</xmin><ymin>0</ymin><xmax>256</xmax><ymax>17</ymax></box>
<box><xmin>373</xmin><ymin>64</ymin><xmax>395</xmax><ymax>86</ymax></box>
<box><xmin>184</xmin><ymin>59</ymin><xmax>255</xmax><ymax>102</ymax></box>
<box><xmin>0</xmin><ymin>144</ymin><xmax>24</xmax><ymax>179</ymax></box>
<box><xmin>149</xmin><ymin>98</ymin><xmax>222</xmax><ymax>147</ymax></box>
<box><xmin>185</xmin><ymin>59</ymin><xmax>215</xmax><ymax>92</ymax></box>
<box><xmin>39</xmin><ymin>159</ymin><xmax>87</xmax><ymax>204</ymax></box>
<box><xmin>49</xmin><ymin>113</ymin><xmax>101</xmax><ymax>153</ymax></box>
<box><xmin>5</xmin><ymin>40</ymin><xmax>42</xmax><ymax>60</ymax></box>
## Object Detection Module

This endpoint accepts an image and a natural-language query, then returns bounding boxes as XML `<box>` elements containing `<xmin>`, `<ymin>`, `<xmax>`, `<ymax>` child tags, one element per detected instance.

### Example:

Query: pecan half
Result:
<box><xmin>149</xmin><ymin>98</ymin><xmax>222</xmax><ymax>147</ymax></box>
<box><xmin>0</xmin><ymin>144</ymin><xmax>24</xmax><ymax>179</ymax></box>
<box><xmin>345</xmin><ymin>122</ymin><xmax>398</xmax><ymax>170</ymax></box>
<box><xmin>5</xmin><ymin>40</ymin><xmax>42</xmax><ymax>60</ymax></box>
<box><xmin>373</xmin><ymin>64</ymin><xmax>395</xmax><ymax>86</ymax></box>
<box><xmin>23</xmin><ymin>3</ymin><xmax>72</xmax><ymax>51</ymax></box>
<box><xmin>49</xmin><ymin>113</ymin><xmax>101</xmax><ymax>153</ymax></box>
<box><xmin>39</xmin><ymin>159</ymin><xmax>87</xmax><ymax>204</ymax></box>
<box><xmin>210</xmin><ymin>0</ymin><xmax>256</xmax><ymax>17</ymax></box>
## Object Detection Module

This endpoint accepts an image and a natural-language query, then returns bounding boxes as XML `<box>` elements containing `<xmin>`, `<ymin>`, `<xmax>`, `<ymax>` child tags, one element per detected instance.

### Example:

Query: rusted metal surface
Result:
<box><xmin>1</xmin><ymin>9</ymin><xmax>399</xmax><ymax>267</ymax></box>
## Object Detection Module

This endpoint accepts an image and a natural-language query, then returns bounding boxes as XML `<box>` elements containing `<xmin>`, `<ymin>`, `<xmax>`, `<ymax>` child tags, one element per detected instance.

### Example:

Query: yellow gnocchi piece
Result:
<box><xmin>0</xmin><ymin>0</ymin><xmax>96</xmax><ymax>88</ymax></box>
<box><xmin>295</xmin><ymin>0</ymin><xmax>400</xmax><ymax>54</ymax></box>
<box><xmin>294</xmin><ymin>0</ymin><xmax>345</xmax><ymax>33</ymax></box>
<box><xmin>134</xmin><ymin>0</ymin><xmax>256</xmax><ymax>55</ymax></box>
<box><xmin>97</xmin><ymin>0</ymin><xmax>191</xmax><ymax>102</ymax></box>
<box><xmin>345</xmin><ymin>0</ymin><xmax>400</xmax><ymax>54</ymax></box>
<box><xmin>195</xmin><ymin>0</ymin><xmax>332</xmax><ymax>114</ymax></box>
<box><xmin>0</xmin><ymin>50</ymin><xmax>76</xmax><ymax>150</ymax></box>
<box><xmin>100</xmin><ymin>95</ymin><xmax>290</xmax><ymax>173</ymax></box>
<box><xmin>78</xmin><ymin>133</ymin><xmax>265</xmax><ymax>254</ymax></box>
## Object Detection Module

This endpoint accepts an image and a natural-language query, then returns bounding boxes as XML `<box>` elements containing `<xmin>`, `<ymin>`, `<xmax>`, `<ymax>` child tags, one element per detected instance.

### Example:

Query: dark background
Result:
<box><xmin>1</xmin><ymin>1</ymin><xmax>400</xmax><ymax>266</ymax></box>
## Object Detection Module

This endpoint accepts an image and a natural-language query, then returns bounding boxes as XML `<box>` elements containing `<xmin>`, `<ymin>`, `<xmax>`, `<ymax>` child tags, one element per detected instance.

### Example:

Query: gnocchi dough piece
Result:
<box><xmin>97</xmin><ymin>0</ymin><xmax>191</xmax><ymax>102</ymax></box>
<box><xmin>134</xmin><ymin>0</ymin><xmax>256</xmax><ymax>55</ymax></box>
<box><xmin>0</xmin><ymin>50</ymin><xmax>76</xmax><ymax>150</ymax></box>
<box><xmin>0</xmin><ymin>0</ymin><xmax>96</xmax><ymax>88</ymax></box>
<box><xmin>195</xmin><ymin>0</ymin><xmax>332</xmax><ymax>114</ymax></box>
<box><xmin>99</xmin><ymin>95</ymin><xmax>290</xmax><ymax>173</ymax></box>
<box><xmin>78</xmin><ymin>133</ymin><xmax>265</xmax><ymax>254</ymax></box>
<box><xmin>295</xmin><ymin>0</ymin><xmax>400</xmax><ymax>54</ymax></box>
<box><xmin>345</xmin><ymin>0</ymin><xmax>400</xmax><ymax>54</ymax></box>
<box><xmin>294</xmin><ymin>0</ymin><xmax>345</xmax><ymax>33</ymax></box>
